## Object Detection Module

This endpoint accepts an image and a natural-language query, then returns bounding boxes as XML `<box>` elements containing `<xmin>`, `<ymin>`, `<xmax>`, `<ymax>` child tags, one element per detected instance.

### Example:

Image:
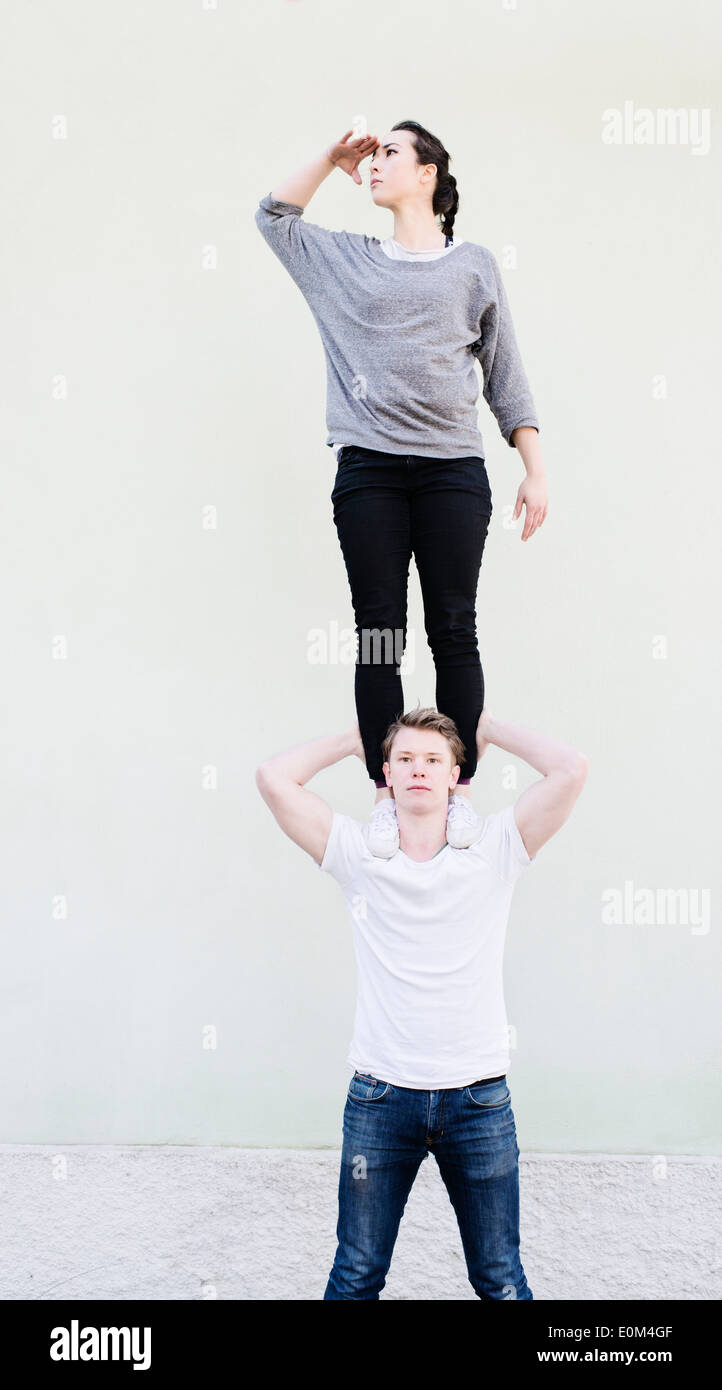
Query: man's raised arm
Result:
<box><xmin>255</xmin><ymin>724</ymin><xmax>364</xmax><ymax>867</ymax></box>
<box><xmin>477</xmin><ymin>711</ymin><xmax>589</xmax><ymax>861</ymax></box>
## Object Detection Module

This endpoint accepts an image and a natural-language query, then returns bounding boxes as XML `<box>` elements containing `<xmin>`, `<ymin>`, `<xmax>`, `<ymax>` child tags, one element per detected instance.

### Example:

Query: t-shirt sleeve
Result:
<box><xmin>472</xmin><ymin>250</ymin><xmax>540</xmax><ymax>448</ymax></box>
<box><xmin>254</xmin><ymin>193</ymin><xmax>348</xmax><ymax>299</ymax></box>
<box><xmin>473</xmin><ymin>802</ymin><xmax>535</xmax><ymax>884</ymax></box>
<box><xmin>317</xmin><ymin>810</ymin><xmax>367</xmax><ymax>891</ymax></box>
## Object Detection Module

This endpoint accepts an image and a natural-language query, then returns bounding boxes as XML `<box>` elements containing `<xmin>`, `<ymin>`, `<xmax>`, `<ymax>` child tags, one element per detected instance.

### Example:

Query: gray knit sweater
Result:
<box><xmin>255</xmin><ymin>193</ymin><xmax>540</xmax><ymax>460</ymax></box>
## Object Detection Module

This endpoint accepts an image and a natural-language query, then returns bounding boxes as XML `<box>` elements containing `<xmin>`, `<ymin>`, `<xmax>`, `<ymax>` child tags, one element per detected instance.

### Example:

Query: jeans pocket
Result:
<box><xmin>337</xmin><ymin>446</ymin><xmax>362</xmax><ymax>466</ymax></box>
<box><xmin>347</xmin><ymin>1072</ymin><xmax>391</xmax><ymax>1102</ymax></box>
<box><xmin>455</xmin><ymin>458</ymin><xmax>492</xmax><ymax>512</ymax></box>
<box><xmin>477</xmin><ymin>462</ymin><xmax>493</xmax><ymax>511</ymax></box>
<box><xmin>464</xmin><ymin>1078</ymin><xmax>510</xmax><ymax>1109</ymax></box>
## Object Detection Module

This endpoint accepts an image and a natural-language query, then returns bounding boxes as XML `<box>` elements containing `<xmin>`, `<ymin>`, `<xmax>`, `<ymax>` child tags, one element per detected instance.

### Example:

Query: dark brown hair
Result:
<box><xmin>381</xmin><ymin>705</ymin><xmax>465</xmax><ymax>771</ymax></box>
<box><xmin>390</xmin><ymin>119</ymin><xmax>459</xmax><ymax>239</ymax></box>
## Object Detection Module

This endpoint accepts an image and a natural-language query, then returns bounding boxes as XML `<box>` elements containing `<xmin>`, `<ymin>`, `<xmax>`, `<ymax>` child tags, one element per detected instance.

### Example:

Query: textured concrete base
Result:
<box><xmin>2</xmin><ymin>1146</ymin><xmax>719</xmax><ymax>1300</ymax></box>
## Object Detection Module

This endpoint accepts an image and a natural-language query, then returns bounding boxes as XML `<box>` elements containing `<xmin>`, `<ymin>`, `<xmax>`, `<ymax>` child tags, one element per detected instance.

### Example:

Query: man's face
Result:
<box><xmin>383</xmin><ymin>728</ymin><xmax>458</xmax><ymax>815</ymax></box>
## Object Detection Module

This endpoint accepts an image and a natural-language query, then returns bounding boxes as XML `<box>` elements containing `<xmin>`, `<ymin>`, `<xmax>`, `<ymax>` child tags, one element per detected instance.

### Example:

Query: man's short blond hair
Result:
<box><xmin>381</xmin><ymin>706</ymin><xmax>466</xmax><ymax>771</ymax></box>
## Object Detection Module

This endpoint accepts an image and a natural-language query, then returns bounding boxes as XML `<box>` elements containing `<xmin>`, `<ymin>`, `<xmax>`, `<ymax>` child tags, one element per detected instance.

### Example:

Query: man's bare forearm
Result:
<box><xmin>478</xmin><ymin>712</ymin><xmax>586</xmax><ymax>778</ymax></box>
<box><xmin>270</xmin><ymin>151</ymin><xmax>336</xmax><ymax>209</ymax></box>
<box><xmin>257</xmin><ymin>727</ymin><xmax>359</xmax><ymax>788</ymax></box>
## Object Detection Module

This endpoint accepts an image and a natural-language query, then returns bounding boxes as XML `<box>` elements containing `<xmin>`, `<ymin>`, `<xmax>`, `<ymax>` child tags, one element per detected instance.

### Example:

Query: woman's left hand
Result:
<box><xmin>513</xmin><ymin>474</ymin><xmax>548</xmax><ymax>541</ymax></box>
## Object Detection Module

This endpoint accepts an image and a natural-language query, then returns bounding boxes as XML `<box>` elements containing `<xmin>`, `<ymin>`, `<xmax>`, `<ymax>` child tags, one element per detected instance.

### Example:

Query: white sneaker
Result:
<box><xmin>445</xmin><ymin>793</ymin><xmax>485</xmax><ymax>849</ymax></box>
<box><xmin>363</xmin><ymin>799</ymin><xmax>400</xmax><ymax>858</ymax></box>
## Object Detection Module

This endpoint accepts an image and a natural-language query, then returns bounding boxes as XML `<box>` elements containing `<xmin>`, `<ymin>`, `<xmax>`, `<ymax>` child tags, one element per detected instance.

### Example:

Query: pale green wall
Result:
<box><xmin>2</xmin><ymin>0</ymin><xmax>719</xmax><ymax>1153</ymax></box>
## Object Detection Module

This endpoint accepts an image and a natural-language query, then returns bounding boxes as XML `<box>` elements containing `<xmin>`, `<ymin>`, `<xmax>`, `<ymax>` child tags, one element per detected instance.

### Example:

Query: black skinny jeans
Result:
<box><xmin>331</xmin><ymin>446</ymin><xmax>493</xmax><ymax>784</ymax></box>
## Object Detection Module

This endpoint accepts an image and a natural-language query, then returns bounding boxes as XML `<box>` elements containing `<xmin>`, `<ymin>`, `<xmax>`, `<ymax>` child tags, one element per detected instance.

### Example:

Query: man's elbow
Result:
<box><xmin>567</xmin><ymin>752</ymin><xmax>589</xmax><ymax>785</ymax></box>
<box><xmin>255</xmin><ymin>761</ymin><xmax>278</xmax><ymax>797</ymax></box>
<box><xmin>554</xmin><ymin>752</ymin><xmax>589</xmax><ymax>786</ymax></box>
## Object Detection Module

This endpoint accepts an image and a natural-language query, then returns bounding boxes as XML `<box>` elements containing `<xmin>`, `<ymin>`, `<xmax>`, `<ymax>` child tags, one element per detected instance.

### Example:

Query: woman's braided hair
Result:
<box><xmin>390</xmin><ymin>119</ymin><xmax>459</xmax><ymax>239</ymax></box>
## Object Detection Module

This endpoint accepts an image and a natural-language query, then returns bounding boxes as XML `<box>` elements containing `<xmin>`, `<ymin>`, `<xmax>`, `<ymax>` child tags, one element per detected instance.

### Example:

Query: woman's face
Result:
<box><xmin>368</xmin><ymin>130</ymin><xmax>437</xmax><ymax>209</ymax></box>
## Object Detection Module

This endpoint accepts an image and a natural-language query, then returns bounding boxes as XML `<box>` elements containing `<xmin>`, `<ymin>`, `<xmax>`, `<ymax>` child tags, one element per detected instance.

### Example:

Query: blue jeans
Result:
<box><xmin>324</xmin><ymin>1071</ymin><xmax>533</xmax><ymax>1300</ymax></box>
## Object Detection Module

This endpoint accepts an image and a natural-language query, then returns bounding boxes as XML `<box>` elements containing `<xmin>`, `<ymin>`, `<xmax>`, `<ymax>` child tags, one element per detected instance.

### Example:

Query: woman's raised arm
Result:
<box><xmin>270</xmin><ymin>129</ymin><xmax>378</xmax><ymax>207</ymax></box>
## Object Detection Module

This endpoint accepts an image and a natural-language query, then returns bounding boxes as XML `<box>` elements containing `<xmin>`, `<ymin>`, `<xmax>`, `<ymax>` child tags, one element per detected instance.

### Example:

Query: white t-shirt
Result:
<box><xmin>332</xmin><ymin>235</ymin><xmax>465</xmax><ymax>458</ymax></box>
<box><xmin>318</xmin><ymin>802</ymin><xmax>534</xmax><ymax>1089</ymax></box>
<box><xmin>381</xmin><ymin>235</ymin><xmax>465</xmax><ymax>260</ymax></box>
